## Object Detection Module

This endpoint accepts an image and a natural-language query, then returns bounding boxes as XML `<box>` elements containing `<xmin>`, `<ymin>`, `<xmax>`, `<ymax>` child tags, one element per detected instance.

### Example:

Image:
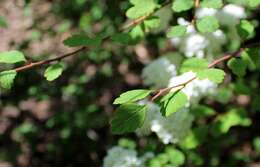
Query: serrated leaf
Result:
<box><xmin>200</xmin><ymin>0</ymin><xmax>223</xmax><ymax>8</ymax></box>
<box><xmin>126</xmin><ymin>0</ymin><xmax>158</xmax><ymax>19</ymax></box>
<box><xmin>160</xmin><ymin>91</ymin><xmax>188</xmax><ymax>117</ymax></box>
<box><xmin>197</xmin><ymin>68</ymin><xmax>225</xmax><ymax>83</ymax></box>
<box><xmin>236</xmin><ymin>20</ymin><xmax>254</xmax><ymax>39</ymax></box>
<box><xmin>113</xmin><ymin>89</ymin><xmax>152</xmax><ymax>104</ymax></box>
<box><xmin>227</xmin><ymin>58</ymin><xmax>247</xmax><ymax>77</ymax></box>
<box><xmin>63</xmin><ymin>34</ymin><xmax>102</xmax><ymax>47</ymax></box>
<box><xmin>44</xmin><ymin>63</ymin><xmax>64</xmax><ymax>81</ymax></box>
<box><xmin>111</xmin><ymin>104</ymin><xmax>147</xmax><ymax>134</ymax></box>
<box><xmin>180</xmin><ymin>58</ymin><xmax>209</xmax><ymax>73</ymax></box>
<box><xmin>143</xmin><ymin>16</ymin><xmax>160</xmax><ymax>32</ymax></box>
<box><xmin>167</xmin><ymin>25</ymin><xmax>187</xmax><ymax>38</ymax></box>
<box><xmin>172</xmin><ymin>0</ymin><xmax>194</xmax><ymax>12</ymax></box>
<box><xmin>0</xmin><ymin>70</ymin><xmax>17</xmax><ymax>89</ymax></box>
<box><xmin>196</xmin><ymin>16</ymin><xmax>219</xmax><ymax>33</ymax></box>
<box><xmin>0</xmin><ymin>15</ymin><xmax>8</xmax><ymax>28</ymax></box>
<box><xmin>0</xmin><ymin>51</ymin><xmax>26</xmax><ymax>64</ymax></box>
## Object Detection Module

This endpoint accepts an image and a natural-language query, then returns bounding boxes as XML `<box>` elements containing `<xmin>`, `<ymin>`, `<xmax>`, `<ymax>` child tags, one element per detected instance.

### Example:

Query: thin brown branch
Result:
<box><xmin>195</xmin><ymin>0</ymin><xmax>200</xmax><ymax>8</ymax></box>
<box><xmin>120</xmin><ymin>0</ymin><xmax>171</xmax><ymax>31</ymax></box>
<box><xmin>151</xmin><ymin>43</ymin><xmax>260</xmax><ymax>101</ymax></box>
<box><xmin>14</xmin><ymin>47</ymin><xmax>87</xmax><ymax>72</ymax></box>
<box><xmin>191</xmin><ymin>0</ymin><xmax>200</xmax><ymax>24</ymax></box>
<box><xmin>151</xmin><ymin>76</ymin><xmax>196</xmax><ymax>101</ymax></box>
<box><xmin>8</xmin><ymin>1</ymin><xmax>171</xmax><ymax>73</ymax></box>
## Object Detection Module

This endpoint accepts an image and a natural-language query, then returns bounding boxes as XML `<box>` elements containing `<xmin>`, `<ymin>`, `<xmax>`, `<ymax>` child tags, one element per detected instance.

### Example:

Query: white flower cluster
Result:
<box><xmin>196</xmin><ymin>4</ymin><xmax>246</xmax><ymax>25</ymax></box>
<box><xmin>171</xmin><ymin>4</ymin><xmax>246</xmax><ymax>58</ymax></box>
<box><xmin>168</xmin><ymin>71</ymin><xmax>217</xmax><ymax>104</ymax></box>
<box><xmin>142</xmin><ymin>58</ymin><xmax>177</xmax><ymax>88</ymax></box>
<box><xmin>136</xmin><ymin>102</ymin><xmax>194</xmax><ymax>144</ymax></box>
<box><xmin>137</xmin><ymin>71</ymin><xmax>217</xmax><ymax>144</ymax></box>
<box><xmin>103</xmin><ymin>146</ymin><xmax>153</xmax><ymax>167</ymax></box>
<box><xmin>138</xmin><ymin>3</ymin><xmax>244</xmax><ymax>146</ymax></box>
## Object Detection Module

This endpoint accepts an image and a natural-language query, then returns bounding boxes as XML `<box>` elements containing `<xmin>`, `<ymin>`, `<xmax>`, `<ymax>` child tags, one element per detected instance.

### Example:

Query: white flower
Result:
<box><xmin>151</xmin><ymin>108</ymin><xmax>194</xmax><ymax>144</ymax></box>
<box><xmin>103</xmin><ymin>146</ymin><xmax>154</xmax><ymax>167</ymax></box>
<box><xmin>103</xmin><ymin>147</ymin><xmax>141</xmax><ymax>167</ymax></box>
<box><xmin>136</xmin><ymin>102</ymin><xmax>160</xmax><ymax>136</ymax></box>
<box><xmin>168</xmin><ymin>71</ymin><xmax>217</xmax><ymax>103</ymax></box>
<box><xmin>222</xmin><ymin>4</ymin><xmax>246</xmax><ymax>19</ymax></box>
<box><xmin>212</xmin><ymin>30</ymin><xmax>226</xmax><ymax>43</ymax></box>
<box><xmin>196</xmin><ymin>8</ymin><xmax>217</xmax><ymax>18</ymax></box>
<box><xmin>184</xmin><ymin>34</ymin><xmax>209</xmax><ymax>58</ymax></box>
<box><xmin>216</xmin><ymin>4</ymin><xmax>246</xmax><ymax>26</ymax></box>
<box><xmin>142</xmin><ymin>58</ymin><xmax>177</xmax><ymax>88</ymax></box>
<box><xmin>136</xmin><ymin>102</ymin><xmax>194</xmax><ymax>144</ymax></box>
<box><xmin>171</xmin><ymin>32</ymin><xmax>209</xmax><ymax>58</ymax></box>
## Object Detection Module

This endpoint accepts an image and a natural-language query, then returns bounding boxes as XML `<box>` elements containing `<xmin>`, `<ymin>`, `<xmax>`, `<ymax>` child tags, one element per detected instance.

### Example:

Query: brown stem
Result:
<box><xmin>6</xmin><ymin>1</ymin><xmax>171</xmax><ymax>73</ymax></box>
<box><xmin>151</xmin><ymin>44</ymin><xmax>257</xmax><ymax>101</ymax></box>
<box><xmin>14</xmin><ymin>47</ymin><xmax>87</xmax><ymax>72</ymax></box>
<box><xmin>195</xmin><ymin>0</ymin><xmax>200</xmax><ymax>8</ymax></box>
<box><xmin>151</xmin><ymin>76</ymin><xmax>196</xmax><ymax>101</ymax></box>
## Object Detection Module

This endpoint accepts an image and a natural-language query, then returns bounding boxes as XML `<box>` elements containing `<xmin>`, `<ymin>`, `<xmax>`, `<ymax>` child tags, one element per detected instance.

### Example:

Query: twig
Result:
<box><xmin>151</xmin><ymin>44</ymin><xmax>258</xmax><ymax>101</ymax></box>
<box><xmin>14</xmin><ymin>47</ymin><xmax>87</xmax><ymax>72</ymax></box>
<box><xmin>151</xmin><ymin>76</ymin><xmax>196</xmax><ymax>101</ymax></box>
<box><xmin>195</xmin><ymin>0</ymin><xmax>200</xmax><ymax>8</ymax></box>
<box><xmin>7</xmin><ymin>1</ymin><xmax>171</xmax><ymax>73</ymax></box>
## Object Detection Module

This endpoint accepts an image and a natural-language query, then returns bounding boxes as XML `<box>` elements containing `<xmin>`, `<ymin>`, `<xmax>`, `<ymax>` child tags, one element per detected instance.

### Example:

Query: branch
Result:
<box><xmin>151</xmin><ymin>44</ymin><xmax>258</xmax><ymax>101</ymax></box>
<box><xmin>195</xmin><ymin>0</ymin><xmax>200</xmax><ymax>8</ymax></box>
<box><xmin>14</xmin><ymin>47</ymin><xmax>87</xmax><ymax>72</ymax></box>
<box><xmin>191</xmin><ymin>0</ymin><xmax>200</xmax><ymax>24</ymax></box>
<box><xmin>7</xmin><ymin>1</ymin><xmax>172</xmax><ymax>73</ymax></box>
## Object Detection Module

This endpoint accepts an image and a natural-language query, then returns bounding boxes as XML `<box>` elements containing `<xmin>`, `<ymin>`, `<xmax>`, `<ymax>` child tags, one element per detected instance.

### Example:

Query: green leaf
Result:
<box><xmin>63</xmin><ymin>34</ymin><xmax>102</xmax><ymax>47</ymax></box>
<box><xmin>191</xmin><ymin>105</ymin><xmax>215</xmax><ymax>118</ymax></box>
<box><xmin>111</xmin><ymin>33</ymin><xmax>132</xmax><ymax>45</ymax></box>
<box><xmin>44</xmin><ymin>63</ymin><xmax>64</xmax><ymax>81</ymax></box>
<box><xmin>113</xmin><ymin>89</ymin><xmax>152</xmax><ymax>104</ymax></box>
<box><xmin>197</xmin><ymin>68</ymin><xmax>225</xmax><ymax>84</ymax></box>
<box><xmin>214</xmin><ymin>87</ymin><xmax>233</xmax><ymax>104</ymax></box>
<box><xmin>0</xmin><ymin>51</ymin><xmax>26</xmax><ymax>64</ymax></box>
<box><xmin>236</xmin><ymin>20</ymin><xmax>254</xmax><ymax>39</ymax></box>
<box><xmin>126</xmin><ymin>0</ymin><xmax>158</xmax><ymax>19</ymax></box>
<box><xmin>213</xmin><ymin>108</ymin><xmax>251</xmax><ymax>134</ymax></box>
<box><xmin>227</xmin><ymin>58</ymin><xmax>247</xmax><ymax>77</ymax></box>
<box><xmin>196</xmin><ymin>16</ymin><xmax>219</xmax><ymax>33</ymax></box>
<box><xmin>111</xmin><ymin>104</ymin><xmax>147</xmax><ymax>134</ymax></box>
<box><xmin>241</xmin><ymin>50</ymin><xmax>256</xmax><ymax>70</ymax></box>
<box><xmin>166</xmin><ymin>147</ymin><xmax>185</xmax><ymax>166</ymax></box>
<box><xmin>160</xmin><ymin>91</ymin><xmax>188</xmax><ymax>117</ymax></box>
<box><xmin>253</xmin><ymin>137</ymin><xmax>260</xmax><ymax>153</ymax></box>
<box><xmin>200</xmin><ymin>0</ymin><xmax>223</xmax><ymax>8</ymax></box>
<box><xmin>130</xmin><ymin>25</ymin><xmax>145</xmax><ymax>39</ymax></box>
<box><xmin>0</xmin><ymin>15</ymin><xmax>8</xmax><ymax>28</ymax></box>
<box><xmin>248</xmin><ymin>0</ymin><xmax>260</xmax><ymax>7</ymax></box>
<box><xmin>143</xmin><ymin>16</ymin><xmax>161</xmax><ymax>32</ymax></box>
<box><xmin>167</xmin><ymin>25</ymin><xmax>187</xmax><ymax>38</ymax></box>
<box><xmin>172</xmin><ymin>0</ymin><xmax>194</xmax><ymax>12</ymax></box>
<box><xmin>0</xmin><ymin>70</ymin><xmax>17</xmax><ymax>89</ymax></box>
<box><xmin>180</xmin><ymin>58</ymin><xmax>209</xmax><ymax>73</ymax></box>
<box><xmin>180</xmin><ymin>126</ymin><xmax>208</xmax><ymax>149</ymax></box>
